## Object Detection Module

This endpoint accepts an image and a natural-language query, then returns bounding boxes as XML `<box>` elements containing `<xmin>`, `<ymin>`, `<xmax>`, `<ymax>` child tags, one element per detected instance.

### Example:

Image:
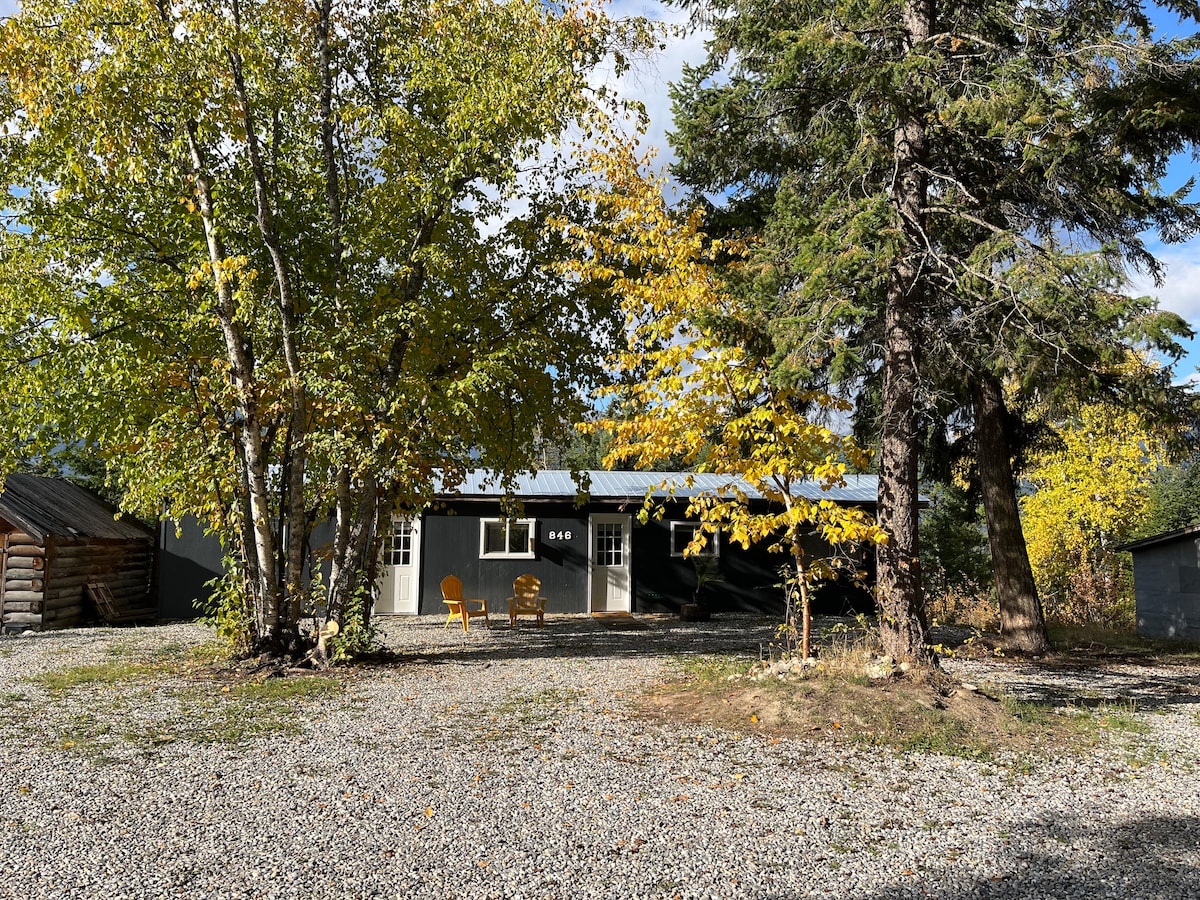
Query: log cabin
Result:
<box><xmin>0</xmin><ymin>474</ymin><xmax>156</xmax><ymax>632</ymax></box>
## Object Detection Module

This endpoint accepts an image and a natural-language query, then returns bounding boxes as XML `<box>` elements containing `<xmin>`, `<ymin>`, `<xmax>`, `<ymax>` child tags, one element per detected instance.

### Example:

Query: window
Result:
<box><xmin>594</xmin><ymin>522</ymin><xmax>624</xmax><ymax>567</ymax></box>
<box><xmin>387</xmin><ymin>520</ymin><xmax>414</xmax><ymax>567</ymax></box>
<box><xmin>479</xmin><ymin>518</ymin><xmax>536</xmax><ymax>559</ymax></box>
<box><xmin>670</xmin><ymin>521</ymin><xmax>719</xmax><ymax>558</ymax></box>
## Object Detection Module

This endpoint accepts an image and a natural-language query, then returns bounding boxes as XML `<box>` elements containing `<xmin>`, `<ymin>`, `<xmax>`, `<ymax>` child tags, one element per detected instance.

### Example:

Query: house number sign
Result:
<box><xmin>547</xmin><ymin>530</ymin><xmax>574</xmax><ymax>541</ymax></box>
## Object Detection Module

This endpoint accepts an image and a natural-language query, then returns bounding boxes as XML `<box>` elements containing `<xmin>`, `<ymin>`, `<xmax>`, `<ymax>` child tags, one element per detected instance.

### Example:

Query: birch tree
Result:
<box><xmin>0</xmin><ymin>0</ymin><xmax>639</xmax><ymax>656</ymax></box>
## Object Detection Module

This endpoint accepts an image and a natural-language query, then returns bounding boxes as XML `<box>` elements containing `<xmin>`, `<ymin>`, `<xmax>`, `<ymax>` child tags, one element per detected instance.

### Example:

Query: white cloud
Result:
<box><xmin>605</xmin><ymin>1</ymin><xmax>709</xmax><ymax>171</ymax></box>
<box><xmin>1129</xmin><ymin>251</ymin><xmax>1200</xmax><ymax>322</ymax></box>
<box><xmin>1128</xmin><ymin>250</ymin><xmax>1200</xmax><ymax>381</ymax></box>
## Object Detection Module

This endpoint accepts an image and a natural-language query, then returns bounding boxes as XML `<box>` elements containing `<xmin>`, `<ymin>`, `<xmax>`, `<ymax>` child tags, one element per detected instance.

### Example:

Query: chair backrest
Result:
<box><xmin>441</xmin><ymin>575</ymin><xmax>464</xmax><ymax>601</ymax></box>
<box><xmin>513</xmin><ymin>574</ymin><xmax>540</xmax><ymax>600</ymax></box>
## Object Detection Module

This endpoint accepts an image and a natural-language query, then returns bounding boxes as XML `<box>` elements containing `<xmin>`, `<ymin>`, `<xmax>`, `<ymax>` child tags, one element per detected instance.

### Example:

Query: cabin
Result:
<box><xmin>158</xmin><ymin>470</ymin><xmax>883</xmax><ymax>620</ymax></box>
<box><xmin>1119</xmin><ymin>525</ymin><xmax>1200</xmax><ymax>642</ymax></box>
<box><xmin>378</xmin><ymin>470</ymin><xmax>878</xmax><ymax>618</ymax></box>
<box><xmin>0</xmin><ymin>474</ymin><xmax>156</xmax><ymax>632</ymax></box>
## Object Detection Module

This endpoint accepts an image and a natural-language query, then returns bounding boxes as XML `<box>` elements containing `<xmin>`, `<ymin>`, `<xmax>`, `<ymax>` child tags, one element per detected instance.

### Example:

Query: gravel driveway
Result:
<box><xmin>0</xmin><ymin>615</ymin><xmax>1197</xmax><ymax>900</ymax></box>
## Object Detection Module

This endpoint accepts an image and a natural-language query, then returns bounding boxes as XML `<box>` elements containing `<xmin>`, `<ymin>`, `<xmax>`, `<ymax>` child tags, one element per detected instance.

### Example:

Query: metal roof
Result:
<box><xmin>443</xmin><ymin>470</ymin><xmax>880</xmax><ymax>505</ymax></box>
<box><xmin>1116</xmin><ymin>522</ymin><xmax>1200</xmax><ymax>554</ymax></box>
<box><xmin>0</xmin><ymin>473</ymin><xmax>152</xmax><ymax>541</ymax></box>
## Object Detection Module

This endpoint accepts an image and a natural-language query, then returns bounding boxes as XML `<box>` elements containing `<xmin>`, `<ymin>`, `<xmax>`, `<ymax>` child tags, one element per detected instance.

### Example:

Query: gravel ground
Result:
<box><xmin>0</xmin><ymin>614</ymin><xmax>1197</xmax><ymax>900</ymax></box>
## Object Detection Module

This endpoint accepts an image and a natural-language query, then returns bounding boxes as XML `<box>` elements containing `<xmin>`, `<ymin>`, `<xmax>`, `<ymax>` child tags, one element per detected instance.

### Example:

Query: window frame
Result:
<box><xmin>479</xmin><ymin>517</ymin><xmax>537</xmax><ymax>560</ymax></box>
<box><xmin>669</xmin><ymin>521</ymin><xmax>720</xmax><ymax>558</ymax></box>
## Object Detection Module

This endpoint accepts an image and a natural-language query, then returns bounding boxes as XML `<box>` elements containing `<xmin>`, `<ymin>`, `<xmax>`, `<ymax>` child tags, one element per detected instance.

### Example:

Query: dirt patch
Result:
<box><xmin>641</xmin><ymin>668</ymin><xmax>1058</xmax><ymax>758</ymax></box>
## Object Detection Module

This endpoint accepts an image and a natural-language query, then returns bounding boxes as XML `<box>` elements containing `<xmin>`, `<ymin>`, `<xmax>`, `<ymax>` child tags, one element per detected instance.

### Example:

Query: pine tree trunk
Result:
<box><xmin>975</xmin><ymin>375</ymin><xmax>1051</xmax><ymax>654</ymax></box>
<box><xmin>876</xmin><ymin>0</ymin><xmax>932</xmax><ymax>664</ymax></box>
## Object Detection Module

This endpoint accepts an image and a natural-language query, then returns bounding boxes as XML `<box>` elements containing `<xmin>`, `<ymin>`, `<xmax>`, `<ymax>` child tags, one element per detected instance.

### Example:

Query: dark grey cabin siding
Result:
<box><xmin>419</xmin><ymin>501</ymin><xmax>591</xmax><ymax>615</ymax></box>
<box><xmin>1130</xmin><ymin>535</ymin><xmax>1200</xmax><ymax>642</ymax></box>
<box><xmin>158</xmin><ymin>517</ymin><xmax>225</xmax><ymax>619</ymax></box>
<box><xmin>155</xmin><ymin>470</ymin><xmax>886</xmax><ymax>621</ymax></box>
<box><xmin>634</xmin><ymin>516</ymin><xmax>874</xmax><ymax>616</ymax></box>
<box><xmin>632</xmin><ymin>514</ymin><xmax>781</xmax><ymax>614</ymax></box>
<box><xmin>422</xmin><ymin>498</ymin><xmax>877</xmax><ymax>618</ymax></box>
<box><xmin>157</xmin><ymin>518</ymin><xmax>336</xmax><ymax>619</ymax></box>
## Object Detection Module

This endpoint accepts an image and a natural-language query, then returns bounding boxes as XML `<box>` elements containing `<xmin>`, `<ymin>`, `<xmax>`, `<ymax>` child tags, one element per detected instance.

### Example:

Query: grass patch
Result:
<box><xmin>28</xmin><ymin>660</ymin><xmax>165</xmax><ymax>692</ymax></box>
<box><xmin>26</xmin><ymin>639</ymin><xmax>226</xmax><ymax>694</ymax></box>
<box><xmin>227</xmin><ymin>675</ymin><xmax>342</xmax><ymax>703</ymax></box>
<box><xmin>671</xmin><ymin>653</ymin><xmax>754</xmax><ymax>685</ymax></box>
<box><xmin>42</xmin><ymin>675</ymin><xmax>346</xmax><ymax>756</ymax></box>
<box><xmin>1059</xmin><ymin>701</ymin><xmax>1153</xmax><ymax>743</ymax></box>
<box><xmin>496</xmin><ymin>687</ymin><xmax>584</xmax><ymax>727</ymax></box>
<box><xmin>487</xmin><ymin>687</ymin><xmax>589</xmax><ymax>743</ymax></box>
<box><xmin>51</xmin><ymin>712</ymin><xmax>121</xmax><ymax>762</ymax></box>
<box><xmin>22</xmin><ymin>641</ymin><xmax>345</xmax><ymax>756</ymax></box>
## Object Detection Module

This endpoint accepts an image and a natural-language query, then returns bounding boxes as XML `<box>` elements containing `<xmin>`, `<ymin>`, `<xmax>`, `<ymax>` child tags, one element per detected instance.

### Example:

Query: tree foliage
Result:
<box><xmin>0</xmin><ymin>0</ymin><xmax>643</xmax><ymax>656</ymax></box>
<box><xmin>1020</xmin><ymin>400</ymin><xmax>1175</xmax><ymax>627</ymax></box>
<box><xmin>1138</xmin><ymin>452</ymin><xmax>1200</xmax><ymax>538</ymax></box>
<box><xmin>563</xmin><ymin>142</ymin><xmax>884</xmax><ymax>658</ymax></box>
<box><xmin>920</xmin><ymin>483</ymin><xmax>993</xmax><ymax>602</ymax></box>
<box><xmin>667</xmin><ymin>0</ymin><xmax>1200</xmax><ymax>654</ymax></box>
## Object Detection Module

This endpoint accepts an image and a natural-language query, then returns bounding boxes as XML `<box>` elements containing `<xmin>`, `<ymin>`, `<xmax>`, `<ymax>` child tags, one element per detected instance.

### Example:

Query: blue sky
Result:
<box><xmin>2</xmin><ymin>0</ymin><xmax>1197</xmax><ymax>377</ymax></box>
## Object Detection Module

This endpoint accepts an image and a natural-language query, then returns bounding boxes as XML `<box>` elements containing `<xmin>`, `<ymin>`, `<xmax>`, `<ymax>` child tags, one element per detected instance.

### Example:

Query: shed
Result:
<box><xmin>1119</xmin><ymin>525</ymin><xmax>1200</xmax><ymax>642</ymax></box>
<box><xmin>0</xmin><ymin>474</ymin><xmax>156</xmax><ymax>632</ymax></box>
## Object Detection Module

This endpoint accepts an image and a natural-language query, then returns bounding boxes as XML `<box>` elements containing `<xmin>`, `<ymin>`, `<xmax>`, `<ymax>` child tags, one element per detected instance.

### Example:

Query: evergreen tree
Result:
<box><xmin>1138</xmin><ymin>453</ymin><xmax>1200</xmax><ymax>537</ymax></box>
<box><xmin>668</xmin><ymin>0</ymin><xmax>1200</xmax><ymax>657</ymax></box>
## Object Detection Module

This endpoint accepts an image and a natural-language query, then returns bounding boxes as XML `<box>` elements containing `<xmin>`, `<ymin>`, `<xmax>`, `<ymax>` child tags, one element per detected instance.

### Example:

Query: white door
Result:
<box><xmin>588</xmin><ymin>514</ymin><xmax>631</xmax><ymax>613</ymax></box>
<box><xmin>377</xmin><ymin>517</ymin><xmax>420</xmax><ymax>615</ymax></box>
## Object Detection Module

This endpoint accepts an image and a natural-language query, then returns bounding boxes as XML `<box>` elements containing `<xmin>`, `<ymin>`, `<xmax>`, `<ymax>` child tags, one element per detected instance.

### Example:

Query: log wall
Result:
<box><xmin>1</xmin><ymin>531</ymin><xmax>155</xmax><ymax>631</ymax></box>
<box><xmin>3</xmin><ymin>532</ymin><xmax>44</xmax><ymax>630</ymax></box>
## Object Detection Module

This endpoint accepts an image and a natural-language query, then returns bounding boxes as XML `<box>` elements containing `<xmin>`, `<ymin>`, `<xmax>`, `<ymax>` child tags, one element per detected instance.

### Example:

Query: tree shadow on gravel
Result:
<box><xmin>376</xmin><ymin>616</ymin><xmax>1200</xmax><ymax>715</ymax></box>
<box><xmin>852</xmin><ymin>812</ymin><xmax>1200</xmax><ymax>900</ymax></box>
<box><xmin>373</xmin><ymin>613</ymin><xmax>783</xmax><ymax>667</ymax></box>
<box><xmin>953</xmin><ymin>659</ymin><xmax>1200</xmax><ymax>711</ymax></box>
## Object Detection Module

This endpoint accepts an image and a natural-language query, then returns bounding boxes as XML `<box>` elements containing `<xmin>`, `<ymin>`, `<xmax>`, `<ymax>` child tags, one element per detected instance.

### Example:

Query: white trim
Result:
<box><xmin>479</xmin><ymin>517</ymin><xmax>537</xmax><ymax>560</ymax></box>
<box><xmin>669</xmin><ymin>521</ymin><xmax>720</xmax><ymax>558</ymax></box>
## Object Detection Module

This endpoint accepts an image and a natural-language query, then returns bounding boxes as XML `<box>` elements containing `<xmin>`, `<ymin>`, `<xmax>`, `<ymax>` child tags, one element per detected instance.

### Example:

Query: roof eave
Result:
<box><xmin>1115</xmin><ymin>522</ymin><xmax>1200</xmax><ymax>553</ymax></box>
